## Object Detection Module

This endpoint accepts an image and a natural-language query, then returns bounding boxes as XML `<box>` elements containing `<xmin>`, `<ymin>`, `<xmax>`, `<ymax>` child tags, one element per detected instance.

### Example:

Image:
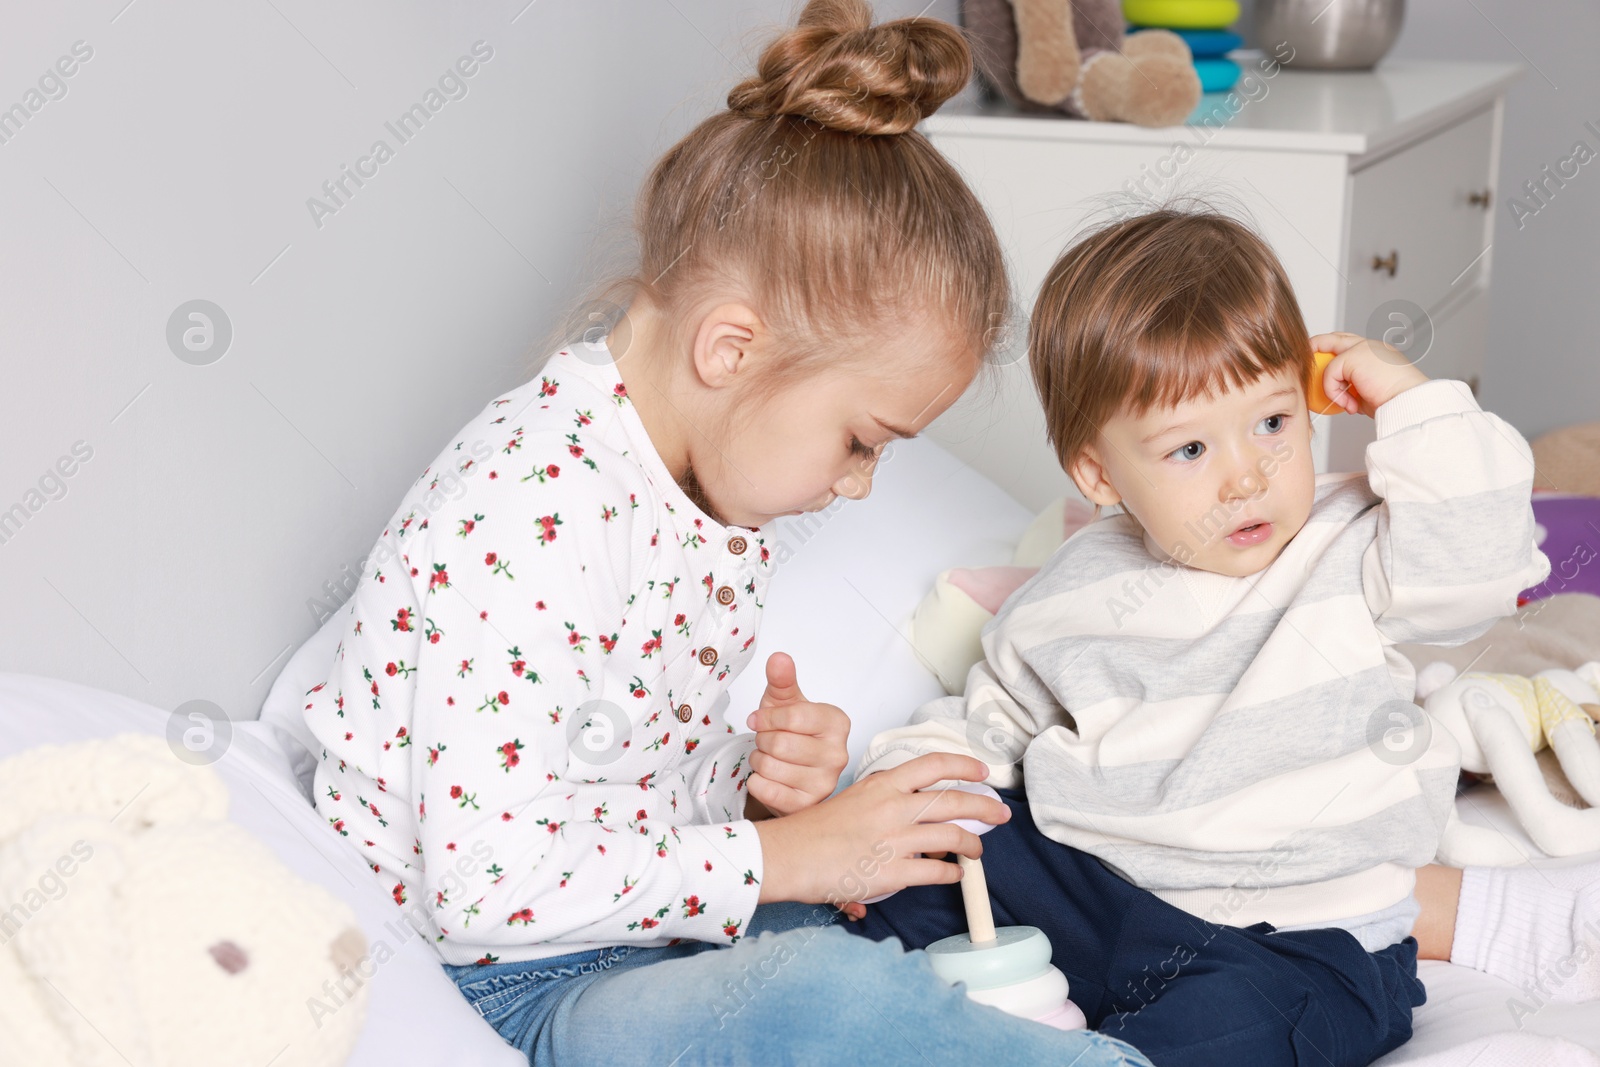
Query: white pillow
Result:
<box><xmin>259</xmin><ymin>436</ymin><xmax>1035</xmax><ymax>794</ymax></box>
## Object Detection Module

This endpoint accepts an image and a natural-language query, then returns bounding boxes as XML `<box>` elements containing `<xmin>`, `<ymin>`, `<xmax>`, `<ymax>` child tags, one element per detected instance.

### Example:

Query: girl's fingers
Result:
<box><xmin>900</xmin><ymin>822</ymin><xmax>983</xmax><ymax>861</ymax></box>
<box><xmin>900</xmin><ymin>784</ymin><xmax>1010</xmax><ymax>830</ymax></box>
<box><xmin>746</xmin><ymin>771</ymin><xmax>812</xmax><ymax>816</ymax></box>
<box><xmin>895</xmin><ymin>855</ymin><xmax>969</xmax><ymax>889</ymax></box>
<box><xmin>883</xmin><ymin>752</ymin><xmax>992</xmax><ymax>793</ymax></box>
<box><xmin>748</xmin><ymin>748</ymin><xmax>827</xmax><ymax>792</ymax></box>
<box><xmin>750</xmin><ymin>702</ymin><xmax>849</xmax><ymax>740</ymax></box>
<box><xmin>754</xmin><ymin>731</ymin><xmax>846</xmax><ymax>776</ymax></box>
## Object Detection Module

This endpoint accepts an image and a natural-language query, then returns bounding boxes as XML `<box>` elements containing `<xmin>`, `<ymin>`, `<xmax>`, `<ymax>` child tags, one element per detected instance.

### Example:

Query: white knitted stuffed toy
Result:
<box><xmin>0</xmin><ymin>734</ymin><xmax>370</xmax><ymax>1067</ymax></box>
<box><xmin>1418</xmin><ymin>661</ymin><xmax>1600</xmax><ymax>864</ymax></box>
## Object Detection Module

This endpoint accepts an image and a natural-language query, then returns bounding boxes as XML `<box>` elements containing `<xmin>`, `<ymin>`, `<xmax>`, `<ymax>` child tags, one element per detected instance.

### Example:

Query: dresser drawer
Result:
<box><xmin>1344</xmin><ymin>107</ymin><xmax>1497</xmax><ymax>332</ymax></box>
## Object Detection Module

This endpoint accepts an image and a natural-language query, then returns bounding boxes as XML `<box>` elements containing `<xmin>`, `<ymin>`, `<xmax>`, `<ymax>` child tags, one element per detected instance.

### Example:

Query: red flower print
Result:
<box><xmin>508</xmin><ymin>908</ymin><xmax>535</xmax><ymax>925</ymax></box>
<box><xmin>485</xmin><ymin>552</ymin><xmax>497</xmax><ymax>565</ymax></box>
<box><xmin>393</xmin><ymin>883</ymin><xmax>407</xmax><ymax>905</ymax></box>
<box><xmin>392</xmin><ymin>607</ymin><xmax>413</xmax><ymax>632</ymax></box>
<box><xmin>536</xmin><ymin>514</ymin><xmax>563</xmax><ymax>544</ymax></box>
<box><xmin>683</xmin><ymin>895</ymin><xmax>704</xmax><ymax>917</ymax></box>
<box><xmin>450</xmin><ymin>785</ymin><xmax>461</xmax><ymax>798</ymax></box>
<box><xmin>546</xmin><ymin>464</ymin><xmax>560</xmax><ymax>477</ymax></box>
<box><xmin>635</xmin><ymin>809</ymin><xmax>647</xmax><ymax>821</ymax></box>
<box><xmin>614</xmin><ymin>383</ymin><xmax>628</xmax><ymax>399</ymax></box>
<box><xmin>499</xmin><ymin>738</ymin><xmax>524</xmax><ymax>772</ymax></box>
<box><xmin>674</xmin><ymin>614</ymin><xmax>686</xmax><ymax>626</ymax></box>
<box><xmin>386</xmin><ymin>662</ymin><xmax>398</xmax><ymax>676</ymax></box>
<box><xmin>640</xmin><ymin>631</ymin><xmax>663</xmax><ymax>657</ymax></box>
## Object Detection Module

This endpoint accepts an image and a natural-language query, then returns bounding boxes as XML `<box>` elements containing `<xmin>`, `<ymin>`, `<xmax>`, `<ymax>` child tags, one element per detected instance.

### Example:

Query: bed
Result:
<box><xmin>3</xmin><ymin>435</ymin><xmax>1596</xmax><ymax>1065</ymax></box>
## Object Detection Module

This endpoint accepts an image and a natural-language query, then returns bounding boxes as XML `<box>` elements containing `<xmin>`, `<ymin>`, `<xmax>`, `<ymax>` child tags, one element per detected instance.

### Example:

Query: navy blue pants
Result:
<box><xmin>843</xmin><ymin>788</ymin><xmax>1426</xmax><ymax>1067</ymax></box>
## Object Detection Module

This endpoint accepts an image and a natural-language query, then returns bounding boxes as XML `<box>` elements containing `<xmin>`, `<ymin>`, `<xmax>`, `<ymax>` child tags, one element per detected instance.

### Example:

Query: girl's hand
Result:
<box><xmin>744</xmin><ymin>653</ymin><xmax>850</xmax><ymax>818</ymax></box>
<box><xmin>1310</xmin><ymin>332</ymin><xmax>1430</xmax><ymax>418</ymax></box>
<box><xmin>751</xmin><ymin>753</ymin><xmax>1011</xmax><ymax>908</ymax></box>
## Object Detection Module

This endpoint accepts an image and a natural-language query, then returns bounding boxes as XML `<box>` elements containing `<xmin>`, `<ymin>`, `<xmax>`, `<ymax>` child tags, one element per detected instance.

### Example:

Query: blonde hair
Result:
<box><xmin>1030</xmin><ymin>205</ymin><xmax>1313</xmax><ymax>481</ymax></box>
<box><xmin>539</xmin><ymin>0</ymin><xmax>1011</xmax><ymax>403</ymax></box>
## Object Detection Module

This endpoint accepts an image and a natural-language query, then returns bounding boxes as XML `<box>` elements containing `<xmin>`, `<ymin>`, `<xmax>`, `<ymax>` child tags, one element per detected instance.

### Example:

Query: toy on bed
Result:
<box><xmin>1418</xmin><ymin>661</ymin><xmax>1600</xmax><ymax>865</ymax></box>
<box><xmin>863</xmin><ymin>781</ymin><xmax>1089</xmax><ymax>1029</ymax></box>
<box><xmin>0</xmin><ymin>733</ymin><xmax>370</xmax><ymax>1067</ymax></box>
<box><xmin>911</xmin><ymin>496</ymin><xmax>1100</xmax><ymax>694</ymax></box>
<box><xmin>962</xmin><ymin>0</ymin><xmax>1202</xmax><ymax>126</ymax></box>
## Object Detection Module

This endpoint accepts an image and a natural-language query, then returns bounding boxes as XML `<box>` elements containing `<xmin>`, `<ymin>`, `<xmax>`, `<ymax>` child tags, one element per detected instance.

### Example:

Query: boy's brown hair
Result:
<box><xmin>1029</xmin><ymin>207</ymin><xmax>1313</xmax><ymax>476</ymax></box>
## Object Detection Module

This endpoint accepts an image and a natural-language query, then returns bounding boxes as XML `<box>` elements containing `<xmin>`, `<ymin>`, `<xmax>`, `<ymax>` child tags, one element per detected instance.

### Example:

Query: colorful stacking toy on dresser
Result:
<box><xmin>1123</xmin><ymin>0</ymin><xmax>1243</xmax><ymax>92</ymax></box>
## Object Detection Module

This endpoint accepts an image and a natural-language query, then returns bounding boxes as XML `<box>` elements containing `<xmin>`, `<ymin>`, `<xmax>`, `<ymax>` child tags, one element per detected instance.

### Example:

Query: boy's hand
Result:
<box><xmin>1310</xmin><ymin>332</ymin><xmax>1430</xmax><ymax>418</ymax></box>
<box><xmin>744</xmin><ymin>652</ymin><xmax>850</xmax><ymax>819</ymax></box>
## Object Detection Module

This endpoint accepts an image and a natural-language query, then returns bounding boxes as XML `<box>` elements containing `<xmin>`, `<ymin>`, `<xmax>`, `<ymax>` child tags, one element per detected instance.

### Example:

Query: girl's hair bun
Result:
<box><xmin>727</xmin><ymin>0</ymin><xmax>971</xmax><ymax>136</ymax></box>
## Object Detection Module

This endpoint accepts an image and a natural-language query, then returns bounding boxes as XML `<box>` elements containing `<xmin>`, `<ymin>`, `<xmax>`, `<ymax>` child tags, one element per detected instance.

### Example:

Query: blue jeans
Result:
<box><xmin>445</xmin><ymin>900</ymin><xmax>1153</xmax><ymax>1066</ymax></box>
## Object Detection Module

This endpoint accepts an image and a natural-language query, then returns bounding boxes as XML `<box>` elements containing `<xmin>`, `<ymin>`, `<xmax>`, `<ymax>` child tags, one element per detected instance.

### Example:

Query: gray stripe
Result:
<box><xmin>1377</xmin><ymin>482</ymin><xmax>1537</xmax><ymax>587</ymax></box>
<box><xmin>1019</xmin><ymin>609</ymin><xmax>1281</xmax><ymax>709</ymax></box>
<box><xmin>1021</xmin><ymin>663</ymin><xmax>1411</xmax><ymax>815</ymax></box>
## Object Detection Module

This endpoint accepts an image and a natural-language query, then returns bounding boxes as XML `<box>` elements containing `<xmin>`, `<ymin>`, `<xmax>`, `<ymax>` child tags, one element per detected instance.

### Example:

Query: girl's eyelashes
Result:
<box><xmin>1168</xmin><ymin>441</ymin><xmax>1205</xmax><ymax>463</ymax></box>
<box><xmin>848</xmin><ymin>435</ymin><xmax>880</xmax><ymax>459</ymax></box>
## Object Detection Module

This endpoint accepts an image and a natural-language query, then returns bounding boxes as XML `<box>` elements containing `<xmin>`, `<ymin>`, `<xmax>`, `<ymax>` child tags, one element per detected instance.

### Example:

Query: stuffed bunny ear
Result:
<box><xmin>0</xmin><ymin>816</ymin><xmax>149</xmax><ymax>1067</ymax></box>
<box><xmin>0</xmin><ymin>734</ymin><xmax>228</xmax><ymax>850</ymax></box>
<box><xmin>1414</xmin><ymin>660</ymin><xmax>1460</xmax><ymax>701</ymax></box>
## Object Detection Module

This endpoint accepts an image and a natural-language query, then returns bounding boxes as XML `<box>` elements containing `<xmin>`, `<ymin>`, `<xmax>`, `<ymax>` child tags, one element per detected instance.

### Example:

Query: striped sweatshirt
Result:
<box><xmin>860</xmin><ymin>379</ymin><xmax>1552</xmax><ymax>932</ymax></box>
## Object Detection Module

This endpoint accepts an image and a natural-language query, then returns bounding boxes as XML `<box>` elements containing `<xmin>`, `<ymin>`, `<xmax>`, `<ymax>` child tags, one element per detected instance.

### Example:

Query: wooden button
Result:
<box><xmin>715</xmin><ymin>585</ymin><xmax>736</xmax><ymax>606</ymax></box>
<box><xmin>727</xmin><ymin>536</ymin><xmax>748</xmax><ymax>555</ymax></box>
<box><xmin>676</xmin><ymin>703</ymin><xmax>693</xmax><ymax>723</ymax></box>
<box><xmin>698</xmin><ymin>647</ymin><xmax>718</xmax><ymax>667</ymax></box>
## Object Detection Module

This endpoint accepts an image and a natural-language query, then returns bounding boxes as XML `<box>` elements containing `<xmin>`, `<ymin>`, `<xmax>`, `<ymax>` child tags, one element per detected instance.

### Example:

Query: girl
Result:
<box><xmin>305</xmin><ymin>2</ymin><xmax>1150</xmax><ymax>1064</ymax></box>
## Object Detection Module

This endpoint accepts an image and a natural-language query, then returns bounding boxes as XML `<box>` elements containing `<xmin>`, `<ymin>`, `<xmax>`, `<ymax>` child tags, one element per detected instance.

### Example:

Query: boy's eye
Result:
<box><xmin>849</xmin><ymin>436</ymin><xmax>879</xmax><ymax>459</ymax></box>
<box><xmin>1256</xmin><ymin>413</ymin><xmax>1288</xmax><ymax>435</ymax></box>
<box><xmin>1168</xmin><ymin>441</ymin><xmax>1205</xmax><ymax>463</ymax></box>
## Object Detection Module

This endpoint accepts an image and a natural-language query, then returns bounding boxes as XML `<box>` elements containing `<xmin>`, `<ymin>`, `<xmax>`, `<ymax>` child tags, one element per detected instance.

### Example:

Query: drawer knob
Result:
<box><xmin>1371</xmin><ymin>250</ymin><xmax>1399</xmax><ymax>277</ymax></box>
<box><xmin>1468</xmin><ymin>189</ymin><xmax>1493</xmax><ymax>210</ymax></box>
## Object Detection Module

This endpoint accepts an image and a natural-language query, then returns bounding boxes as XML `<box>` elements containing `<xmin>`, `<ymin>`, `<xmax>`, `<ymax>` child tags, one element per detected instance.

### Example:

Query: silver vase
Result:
<box><xmin>1255</xmin><ymin>0</ymin><xmax>1406</xmax><ymax>70</ymax></box>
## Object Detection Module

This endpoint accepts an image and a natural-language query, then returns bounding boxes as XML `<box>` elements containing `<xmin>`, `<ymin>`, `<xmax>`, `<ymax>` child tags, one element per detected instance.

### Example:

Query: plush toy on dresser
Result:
<box><xmin>963</xmin><ymin>0</ymin><xmax>1202</xmax><ymax>126</ymax></box>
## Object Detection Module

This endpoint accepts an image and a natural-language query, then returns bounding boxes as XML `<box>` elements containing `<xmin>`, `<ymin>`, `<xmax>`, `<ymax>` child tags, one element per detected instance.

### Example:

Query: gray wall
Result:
<box><xmin>0</xmin><ymin>0</ymin><xmax>959</xmax><ymax>722</ymax></box>
<box><xmin>1235</xmin><ymin>0</ymin><xmax>1599</xmax><ymax>440</ymax></box>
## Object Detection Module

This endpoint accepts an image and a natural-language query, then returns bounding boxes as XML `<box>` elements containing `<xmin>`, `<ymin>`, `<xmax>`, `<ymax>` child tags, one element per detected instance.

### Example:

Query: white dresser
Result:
<box><xmin>919</xmin><ymin>58</ymin><xmax>1524</xmax><ymax>512</ymax></box>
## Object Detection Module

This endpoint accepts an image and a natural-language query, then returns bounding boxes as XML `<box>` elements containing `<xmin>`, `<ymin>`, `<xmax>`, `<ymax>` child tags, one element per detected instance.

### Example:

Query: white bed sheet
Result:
<box><xmin>1372</xmin><ymin>784</ymin><xmax>1600</xmax><ymax>1064</ymax></box>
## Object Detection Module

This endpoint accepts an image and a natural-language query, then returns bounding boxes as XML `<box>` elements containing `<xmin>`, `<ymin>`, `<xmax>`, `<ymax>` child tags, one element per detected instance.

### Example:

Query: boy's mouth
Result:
<box><xmin>1226</xmin><ymin>520</ymin><xmax>1273</xmax><ymax>547</ymax></box>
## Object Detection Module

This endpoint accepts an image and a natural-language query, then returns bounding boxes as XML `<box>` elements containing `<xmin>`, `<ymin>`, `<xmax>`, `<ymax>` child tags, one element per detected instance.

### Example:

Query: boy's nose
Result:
<box><xmin>1219</xmin><ymin>460</ymin><xmax>1266</xmax><ymax>502</ymax></box>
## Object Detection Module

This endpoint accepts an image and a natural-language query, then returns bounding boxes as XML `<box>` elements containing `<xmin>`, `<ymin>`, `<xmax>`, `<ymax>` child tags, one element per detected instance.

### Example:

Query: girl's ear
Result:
<box><xmin>1068</xmin><ymin>442</ymin><xmax>1123</xmax><ymax>507</ymax></box>
<box><xmin>690</xmin><ymin>304</ymin><xmax>761</xmax><ymax>388</ymax></box>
